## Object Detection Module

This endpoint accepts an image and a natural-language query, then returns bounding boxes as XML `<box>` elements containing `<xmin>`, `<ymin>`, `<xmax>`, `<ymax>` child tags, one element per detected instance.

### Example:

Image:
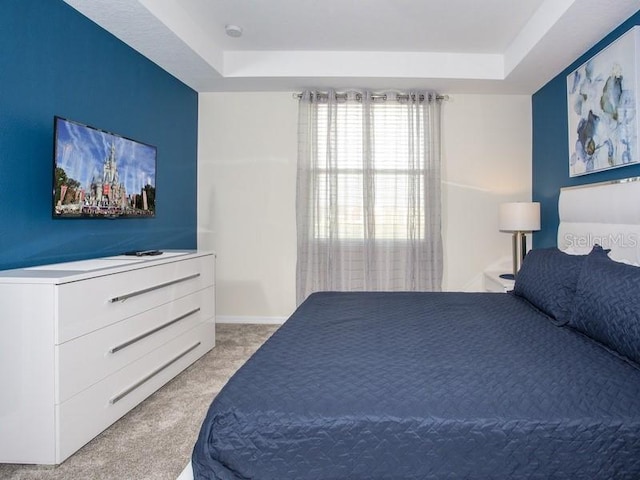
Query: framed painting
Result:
<box><xmin>567</xmin><ymin>26</ymin><xmax>639</xmax><ymax>177</ymax></box>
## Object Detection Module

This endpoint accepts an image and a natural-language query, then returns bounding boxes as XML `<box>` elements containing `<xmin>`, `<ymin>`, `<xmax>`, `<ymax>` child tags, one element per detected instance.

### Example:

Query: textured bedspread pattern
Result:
<box><xmin>193</xmin><ymin>292</ymin><xmax>640</xmax><ymax>479</ymax></box>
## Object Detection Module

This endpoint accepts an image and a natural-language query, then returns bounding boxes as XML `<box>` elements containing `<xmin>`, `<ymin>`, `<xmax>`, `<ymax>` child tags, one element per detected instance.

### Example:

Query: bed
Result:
<box><xmin>187</xmin><ymin>178</ymin><xmax>640</xmax><ymax>479</ymax></box>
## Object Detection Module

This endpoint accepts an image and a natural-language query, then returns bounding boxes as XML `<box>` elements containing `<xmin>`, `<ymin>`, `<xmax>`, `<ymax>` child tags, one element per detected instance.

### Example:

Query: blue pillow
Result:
<box><xmin>569</xmin><ymin>248</ymin><xmax>640</xmax><ymax>365</ymax></box>
<box><xmin>513</xmin><ymin>247</ymin><xmax>586</xmax><ymax>325</ymax></box>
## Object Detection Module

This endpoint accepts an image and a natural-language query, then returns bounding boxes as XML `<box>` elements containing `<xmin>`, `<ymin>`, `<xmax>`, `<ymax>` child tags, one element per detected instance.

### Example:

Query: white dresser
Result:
<box><xmin>0</xmin><ymin>250</ymin><xmax>215</xmax><ymax>465</ymax></box>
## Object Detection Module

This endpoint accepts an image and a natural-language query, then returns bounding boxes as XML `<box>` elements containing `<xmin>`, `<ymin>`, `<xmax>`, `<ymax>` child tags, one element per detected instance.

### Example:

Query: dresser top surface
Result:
<box><xmin>0</xmin><ymin>250</ymin><xmax>213</xmax><ymax>284</ymax></box>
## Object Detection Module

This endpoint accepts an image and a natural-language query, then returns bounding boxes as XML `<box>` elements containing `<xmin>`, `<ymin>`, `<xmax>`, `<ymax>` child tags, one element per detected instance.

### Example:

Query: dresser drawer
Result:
<box><xmin>56</xmin><ymin>320</ymin><xmax>215</xmax><ymax>463</ymax></box>
<box><xmin>56</xmin><ymin>255</ymin><xmax>214</xmax><ymax>343</ymax></box>
<box><xmin>56</xmin><ymin>287</ymin><xmax>214</xmax><ymax>404</ymax></box>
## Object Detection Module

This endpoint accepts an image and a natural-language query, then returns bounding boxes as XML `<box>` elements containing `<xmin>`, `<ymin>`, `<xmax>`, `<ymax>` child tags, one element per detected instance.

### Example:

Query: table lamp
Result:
<box><xmin>499</xmin><ymin>202</ymin><xmax>541</xmax><ymax>280</ymax></box>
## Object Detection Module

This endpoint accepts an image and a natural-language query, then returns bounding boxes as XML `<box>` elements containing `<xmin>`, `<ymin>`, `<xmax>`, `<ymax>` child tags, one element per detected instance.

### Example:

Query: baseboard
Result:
<box><xmin>216</xmin><ymin>315</ymin><xmax>287</xmax><ymax>325</ymax></box>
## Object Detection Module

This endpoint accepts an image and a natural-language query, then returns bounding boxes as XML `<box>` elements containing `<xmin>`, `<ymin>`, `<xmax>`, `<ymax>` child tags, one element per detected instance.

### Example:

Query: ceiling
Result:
<box><xmin>64</xmin><ymin>0</ymin><xmax>639</xmax><ymax>95</ymax></box>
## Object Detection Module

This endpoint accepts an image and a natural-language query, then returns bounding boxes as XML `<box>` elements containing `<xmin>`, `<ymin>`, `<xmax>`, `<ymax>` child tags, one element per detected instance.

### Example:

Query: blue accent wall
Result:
<box><xmin>0</xmin><ymin>0</ymin><xmax>198</xmax><ymax>269</ymax></box>
<box><xmin>532</xmin><ymin>9</ymin><xmax>640</xmax><ymax>248</ymax></box>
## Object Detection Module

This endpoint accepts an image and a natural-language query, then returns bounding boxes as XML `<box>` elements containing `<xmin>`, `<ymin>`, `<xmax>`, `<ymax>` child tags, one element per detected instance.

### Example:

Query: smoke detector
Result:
<box><xmin>225</xmin><ymin>24</ymin><xmax>243</xmax><ymax>38</ymax></box>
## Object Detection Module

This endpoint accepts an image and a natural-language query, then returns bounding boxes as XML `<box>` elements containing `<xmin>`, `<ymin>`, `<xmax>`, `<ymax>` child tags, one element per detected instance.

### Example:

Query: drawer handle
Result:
<box><xmin>109</xmin><ymin>341</ymin><xmax>201</xmax><ymax>405</ymax></box>
<box><xmin>108</xmin><ymin>273</ymin><xmax>200</xmax><ymax>303</ymax></box>
<box><xmin>108</xmin><ymin>308</ymin><xmax>201</xmax><ymax>354</ymax></box>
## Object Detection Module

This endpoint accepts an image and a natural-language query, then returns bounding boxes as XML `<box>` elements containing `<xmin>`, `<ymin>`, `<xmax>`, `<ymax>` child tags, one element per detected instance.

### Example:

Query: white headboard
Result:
<box><xmin>557</xmin><ymin>177</ymin><xmax>640</xmax><ymax>265</ymax></box>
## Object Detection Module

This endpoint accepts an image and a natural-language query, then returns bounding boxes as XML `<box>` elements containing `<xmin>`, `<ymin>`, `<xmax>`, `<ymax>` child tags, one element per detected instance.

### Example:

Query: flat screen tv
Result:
<box><xmin>53</xmin><ymin>116</ymin><xmax>157</xmax><ymax>218</ymax></box>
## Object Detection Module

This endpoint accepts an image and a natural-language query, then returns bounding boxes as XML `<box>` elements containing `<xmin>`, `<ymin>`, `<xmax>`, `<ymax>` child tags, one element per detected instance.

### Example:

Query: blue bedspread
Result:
<box><xmin>192</xmin><ymin>292</ymin><xmax>640</xmax><ymax>479</ymax></box>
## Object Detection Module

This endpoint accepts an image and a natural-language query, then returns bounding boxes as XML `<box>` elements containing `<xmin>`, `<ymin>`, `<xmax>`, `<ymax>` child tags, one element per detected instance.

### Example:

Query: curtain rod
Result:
<box><xmin>294</xmin><ymin>91</ymin><xmax>449</xmax><ymax>102</ymax></box>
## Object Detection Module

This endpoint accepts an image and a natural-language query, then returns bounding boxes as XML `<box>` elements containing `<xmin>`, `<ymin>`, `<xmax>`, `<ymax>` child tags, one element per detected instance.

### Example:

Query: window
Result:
<box><xmin>314</xmin><ymin>101</ymin><xmax>426</xmax><ymax>240</ymax></box>
<box><xmin>296</xmin><ymin>90</ymin><xmax>443</xmax><ymax>303</ymax></box>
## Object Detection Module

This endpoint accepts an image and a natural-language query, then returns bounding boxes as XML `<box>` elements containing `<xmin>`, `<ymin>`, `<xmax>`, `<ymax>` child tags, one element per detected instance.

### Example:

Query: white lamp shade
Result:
<box><xmin>499</xmin><ymin>202</ymin><xmax>541</xmax><ymax>232</ymax></box>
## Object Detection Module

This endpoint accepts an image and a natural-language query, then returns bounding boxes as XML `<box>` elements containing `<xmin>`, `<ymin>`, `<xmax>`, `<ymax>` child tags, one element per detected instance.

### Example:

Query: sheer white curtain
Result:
<box><xmin>296</xmin><ymin>90</ymin><xmax>443</xmax><ymax>304</ymax></box>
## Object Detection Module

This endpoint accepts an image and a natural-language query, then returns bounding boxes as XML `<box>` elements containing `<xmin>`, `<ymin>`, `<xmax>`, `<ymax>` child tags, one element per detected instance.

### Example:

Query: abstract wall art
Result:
<box><xmin>567</xmin><ymin>26</ymin><xmax>639</xmax><ymax>177</ymax></box>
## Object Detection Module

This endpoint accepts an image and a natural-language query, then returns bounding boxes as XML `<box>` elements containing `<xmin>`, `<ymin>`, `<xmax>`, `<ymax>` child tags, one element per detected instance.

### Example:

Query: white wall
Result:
<box><xmin>198</xmin><ymin>92</ymin><xmax>531</xmax><ymax>321</ymax></box>
<box><xmin>198</xmin><ymin>92</ymin><xmax>297</xmax><ymax>322</ymax></box>
<box><xmin>442</xmin><ymin>95</ymin><xmax>532</xmax><ymax>290</ymax></box>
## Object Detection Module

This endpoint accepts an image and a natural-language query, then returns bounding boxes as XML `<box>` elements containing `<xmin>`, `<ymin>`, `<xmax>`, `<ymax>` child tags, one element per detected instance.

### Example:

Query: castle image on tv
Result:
<box><xmin>53</xmin><ymin>117</ymin><xmax>156</xmax><ymax>218</ymax></box>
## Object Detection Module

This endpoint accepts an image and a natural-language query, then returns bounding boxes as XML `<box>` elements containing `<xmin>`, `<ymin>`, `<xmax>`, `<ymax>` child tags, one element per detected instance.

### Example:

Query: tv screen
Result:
<box><xmin>53</xmin><ymin>116</ymin><xmax>157</xmax><ymax>218</ymax></box>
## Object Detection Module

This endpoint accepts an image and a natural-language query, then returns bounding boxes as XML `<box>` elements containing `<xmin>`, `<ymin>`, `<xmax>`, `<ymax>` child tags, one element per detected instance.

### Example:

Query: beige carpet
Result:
<box><xmin>0</xmin><ymin>324</ymin><xmax>280</xmax><ymax>480</ymax></box>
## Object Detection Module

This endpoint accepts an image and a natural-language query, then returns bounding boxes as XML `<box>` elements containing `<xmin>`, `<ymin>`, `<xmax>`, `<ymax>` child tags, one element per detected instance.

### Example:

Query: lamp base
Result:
<box><xmin>499</xmin><ymin>273</ymin><xmax>515</xmax><ymax>280</ymax></box>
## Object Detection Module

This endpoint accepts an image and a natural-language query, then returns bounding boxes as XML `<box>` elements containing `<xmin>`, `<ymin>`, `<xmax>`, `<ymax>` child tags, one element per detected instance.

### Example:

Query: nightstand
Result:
<box><xmin>484</xmin><ymin>270</ymin><xmax>515</xmax><ymax>293</ymax></box>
